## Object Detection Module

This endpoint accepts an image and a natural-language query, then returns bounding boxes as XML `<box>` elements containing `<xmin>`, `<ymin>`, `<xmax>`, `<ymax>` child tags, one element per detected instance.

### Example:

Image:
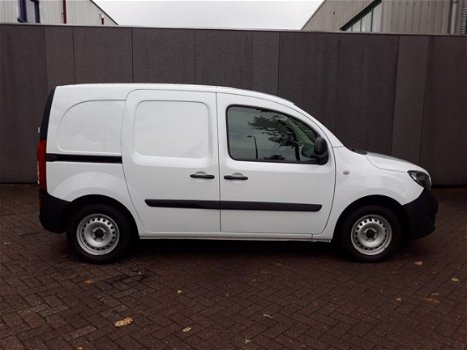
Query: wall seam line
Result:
<box><xmin>71</xmin><ymin>27</ymin><xmax>76</xmax><ymax>83</ymax></box>
<box><xmin>418</xmin><ymin>36</ymin><xmax>432</xmax><ymax>167</ymax></box>
<box><xmin>131</xmin><ymin>28</ymin><xmax>134</xmax><ymax>82</ymax></box>
<box><xmin>276</xmin><ymin>32</ymin><xmax>281</xmax><ymax>96</ymax></box>
<box><xmin>43</xmin><ymin>26</ymin><xmax>49</xmax><ymax>91</ymax></box>
<box><xmin>390</xmin><ymin>35</ymin><xmax>401</xmax><ymax>156</ymax></box>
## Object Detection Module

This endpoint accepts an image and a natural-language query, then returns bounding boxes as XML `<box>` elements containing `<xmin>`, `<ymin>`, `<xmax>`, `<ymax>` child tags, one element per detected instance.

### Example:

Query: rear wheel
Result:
<box><xmin>67</xmin><ymin>204</ymin><xmax>132</xmax><ymax>263</ymax></box>
<box><xmin>337</xmin><ymin>205</ymin><xmax>401</xmax><ymax>262</ymax></box>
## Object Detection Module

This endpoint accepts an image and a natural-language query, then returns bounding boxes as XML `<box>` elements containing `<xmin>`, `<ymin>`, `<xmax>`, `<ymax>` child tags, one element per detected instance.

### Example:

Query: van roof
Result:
<box><xmin>57</xmin><ymin>83</ymin><xmax>296</xmax><ymax>108</ymax></box>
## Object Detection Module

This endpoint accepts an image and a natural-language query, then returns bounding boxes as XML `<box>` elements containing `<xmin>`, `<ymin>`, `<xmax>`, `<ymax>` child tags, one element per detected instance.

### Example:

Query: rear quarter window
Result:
<box><xmin>56</xmin><ymin>101</ymin><xmax>124</xmax><ymax>154</ymax></box>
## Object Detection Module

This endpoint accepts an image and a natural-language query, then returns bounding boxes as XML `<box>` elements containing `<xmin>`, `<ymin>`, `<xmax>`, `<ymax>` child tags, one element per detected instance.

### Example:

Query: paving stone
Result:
<box><xmin>0</xmin><ymin>185</ymin><xmax>465</xmax><ymax>349</ymax></box>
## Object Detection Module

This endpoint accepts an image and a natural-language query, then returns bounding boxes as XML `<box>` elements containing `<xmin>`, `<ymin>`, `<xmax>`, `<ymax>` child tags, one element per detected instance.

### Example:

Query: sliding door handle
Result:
<box><xmin>224</xmin><ymin>173</ymin><xmax>248</xmax><ymax>181</ymax></box>
<box><xmin>190</xmin><ymin>172</ymin><xmax>215</xmax><ymax>179</ymax></box>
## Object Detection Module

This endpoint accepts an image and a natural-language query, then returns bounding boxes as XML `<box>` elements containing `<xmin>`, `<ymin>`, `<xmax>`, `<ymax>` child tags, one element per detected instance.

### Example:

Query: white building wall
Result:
<box><xmin>66</xmin><ymin>0</ymin><xmax>116</xmax><ymax>26</ymax></box>
<box><xmin>0</xmin><ymin>0</ymin><xmax>116</xmax><ymax>25</ymax></box>
<box><xmin>458</xmin><ymin>0</ymin><xmax>467</xmax><ymax>33</ymax></box>
<box><xmin>302</xmin><ymin>0</ymin><xmax>454</xmax><ymax>34</ymax></box>
<box><xmin>39</xmin><ymin>0</ymin><xmax>64</xmax><ymax>24</ymax></box>
<box><xmin>0</xmin><ymin>0</ymin><xmax>20</xmax><ymax>23</ymax></box>
<box><xmin>382</xmin><ymin>0</ymin><xmax>450</xmax><ymax>34</ymax></box>
<box><xmin>302</xmin><ymin>0</ymin><xmax>374</xmax><ymax>31</ymax></box>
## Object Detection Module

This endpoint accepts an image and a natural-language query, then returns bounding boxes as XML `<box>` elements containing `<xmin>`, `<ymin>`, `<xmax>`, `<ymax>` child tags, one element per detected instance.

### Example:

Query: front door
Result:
<box><xmin>122</xmin><ymin>89</ymin><xmax>220</xmax><ymax>235</ymax></box>
<box><xmin>217</xmin><ymin>93</ymin><xmax>335</xmax><ymax>235</ymax></box>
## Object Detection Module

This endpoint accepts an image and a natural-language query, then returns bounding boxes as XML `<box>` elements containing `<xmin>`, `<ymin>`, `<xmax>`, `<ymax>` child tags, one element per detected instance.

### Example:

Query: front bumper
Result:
<box><xmin>403</xmin><ymin>189</ymin><xmax>438</xmax><ymax>239</ymax></box>
<box><xmin>39</xmin><ymin>190</ymin><xmax>69</xmax><ymax>233</ymax></box>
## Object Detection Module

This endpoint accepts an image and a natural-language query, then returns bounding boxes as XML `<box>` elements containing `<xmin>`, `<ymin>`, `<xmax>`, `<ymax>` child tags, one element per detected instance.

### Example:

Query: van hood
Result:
<box><xmin>366</xmin><ymin>152</ymin><xmax>426</xmax><ymax>173</ymax></box>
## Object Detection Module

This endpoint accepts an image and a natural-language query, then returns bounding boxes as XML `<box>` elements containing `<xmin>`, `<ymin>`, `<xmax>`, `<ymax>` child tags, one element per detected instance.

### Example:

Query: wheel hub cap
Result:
<box><xmin>351</xmin><ymin>214</ymin><xmax>392</xmax><ymax>256</ymax></box>
<box><xmin>77</xmin><ymin>214</ymin><xmax>120</xmax><ymax>255</ymax></box>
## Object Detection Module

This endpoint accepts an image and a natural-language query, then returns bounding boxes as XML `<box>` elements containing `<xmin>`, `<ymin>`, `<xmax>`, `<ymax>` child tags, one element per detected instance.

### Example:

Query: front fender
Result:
<box><xmin>314</xmin><ymin>147</ymin><xmax>423</xmax><ymax>240</ymax></box>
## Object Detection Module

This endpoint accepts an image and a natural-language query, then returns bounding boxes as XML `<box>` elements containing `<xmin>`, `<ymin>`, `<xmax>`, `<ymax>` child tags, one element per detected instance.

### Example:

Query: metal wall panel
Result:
<box><xmin>303</xmin><ymin>0</ymin><xmax>451</xmax><ymax>34</ymax></box>
<box><xmin>0</xmin><ymin>0</ymin><xmax>18</xmax><ymax>23</ymax></box>
<box><xmin>457</xmin><ymin>0</ymin><xmax>467</xmax><ymax>33</ymax></box>
<box><xmin>334</xmin><ymin>34</ymin><xmax>399</xmax><ymax>154</ymax></box>
<box><xmin>195</xmin><ymin>30</ymin><xmax>252</xmax><ymax>89</ymax></box>
<box><xmin>66</xmin><ymin>0</ymin><xmax>116</xmax><ymax>26</ymax></box>
<box><xmin>73</xmin><ymin>27</ymin><xmax>133</xmax><ymax>83</ymax></box>
<box><xmin>252</xmin><ymin>32</ymin><xmax>279</xmax><ymax>95</ymax></box>
<box><xmin>0</xmin><ymin>24</ymin><xmax>466</xmax><ymax>184</ymax></box>
<box><xmin>382</xmin><ymin>0</ymin><xmax>450</xmax><ymax>34</ymax></box>
<box><xmin>278</xmin><ymin>32</ymin><xmax>339</xmax><ymax>130</ymax></box>
<box><xmin>45</xmin><ymin>26</ymin><xmax>75</xmax><ymax>90</ymax></box>
<box><xmin>302</xmin><ymin>0</ymin><xmax>374</xmax><ymax>31</ymax></box>
<box><xmin>392</xmin><ymin>36</ymin><xmax>429</xmax><ymax>164</ymax></box>
<box><xmin>1</xmin><ymin>0</ymin><xmax>116</xmax><ymax>25</ymax></box>
<box><xmin>0</xmin><ymin>25</ymin><xmax>48</xmax><ymax>182</ymax></box>
<box><xmin>420</xmin><ymin>37</ymin><xmax>467</xmax><ymax>185</ymax></box>
<box><xmin>133</xmin><ymin>28</ymin><xmax>195</xmax><ymax>84</ymax></box>
<box><xmin>39</xmin><ymin>0</ymin><xmax>63</xmax><ymax>24</ymax></box>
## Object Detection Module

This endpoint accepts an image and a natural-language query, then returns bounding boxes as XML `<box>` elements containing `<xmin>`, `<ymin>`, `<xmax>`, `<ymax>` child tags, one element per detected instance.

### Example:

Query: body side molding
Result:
<box><xmin>145</xmin><ymin>199</ymin><xmax>322</xmax><ymax>212</ymax></box>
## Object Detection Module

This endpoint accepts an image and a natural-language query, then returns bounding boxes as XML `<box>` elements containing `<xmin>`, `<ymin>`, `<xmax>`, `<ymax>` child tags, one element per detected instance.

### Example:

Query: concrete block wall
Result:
<box><xmin>0</xmin><ymin>24</ymin><xmax>465</xmax><ymax>185</ymax></box>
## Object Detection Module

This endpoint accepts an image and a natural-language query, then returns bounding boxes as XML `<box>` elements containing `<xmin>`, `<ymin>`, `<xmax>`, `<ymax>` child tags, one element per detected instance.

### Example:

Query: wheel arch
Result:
<box><xmin>64</xmin><ymin>195</ymin><xmax>139</xmax><ymax>240</ymax></box>
<box><xmin>333</xmin><ymin>195</ymin><xmax>409</xmax><ymax>240</ymax></box>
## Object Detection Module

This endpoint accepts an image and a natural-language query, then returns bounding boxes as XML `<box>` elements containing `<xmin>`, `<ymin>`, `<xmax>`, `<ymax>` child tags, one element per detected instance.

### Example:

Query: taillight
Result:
<box><xmin>37</xmin><ymin>139</ymin><xmax>47</xmax><ymax>191</ymax></box>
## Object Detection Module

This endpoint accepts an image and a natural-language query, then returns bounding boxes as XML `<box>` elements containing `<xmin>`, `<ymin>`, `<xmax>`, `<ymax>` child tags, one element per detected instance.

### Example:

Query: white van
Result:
<box><xmin>38</xmin><ymin>84</ymin><xmax>437</xmax><ymax>263</ymax></box>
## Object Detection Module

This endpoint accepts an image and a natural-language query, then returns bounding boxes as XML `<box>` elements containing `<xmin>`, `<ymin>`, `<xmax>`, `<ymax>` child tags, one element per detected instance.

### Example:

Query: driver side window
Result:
<box><xmin>227</xmin><ymin>106</ymin><xmax>318</xmax><ymax>163</ymax></box>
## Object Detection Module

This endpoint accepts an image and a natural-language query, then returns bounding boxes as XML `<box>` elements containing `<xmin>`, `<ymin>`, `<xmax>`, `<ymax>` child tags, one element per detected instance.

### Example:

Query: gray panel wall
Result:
<box><xmin>73</xmin><ymin>27</ymin><xmax>133</xmax><ymax>83</ymax></box>
<box><xmin>392</xmin><ymin>36</ymin><xmax>429</xmax><ymax>165</ymax></box>
<box><xmin>133</xmin><ymin>28</ymin><xmax>195</xmax><ymax>83</ymax></box>
<box><xmin>420</xmin><ymin>37</ymin><xmax>467</xmax><ymax>184</ymax></box>
<box><xmin>195</xmin><ymin>30</ymin><xmax>252</xmax><ymax>88</ymax></box>
<box><xmin>0</xmin><ymin>26</ymin><xmax>48</xmax><ymax>182</ymax></box>
<box><xmin>334</xmin><ymin>34</ymin><xmax>399</xmax><ymax>154</ymax></box>
<box><xmin>278</xmin><ymin>32</ymin><xmax>339</xmax><ymax>131</ymax></box>
<box><xmin>0</xmin><ymin>24</ymin><xmax>466</xmax><ymax>185</ymax></box>
<box><xmin>45</xmin><ymin>26</ymin><xmax>75</xmax><ymax>90</ymax></box>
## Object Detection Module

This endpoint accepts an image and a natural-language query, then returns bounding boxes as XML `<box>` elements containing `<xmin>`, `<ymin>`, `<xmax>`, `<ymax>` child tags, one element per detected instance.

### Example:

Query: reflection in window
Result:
<box><xmin>227</xmin><ymin>106</ymin><xmax>318</xmax><ymax>163</ymax></box>
<box><xmin>344</xmin><ymin>2</ymin><xmax>382</xmax><ymax>33</ymax></box>
<box><xmin>352</xmin><ymin>20</ymin><xmax>361</xmax><ymax>32</ymax></box>
<box><xmin>372</xmin><ymin>4</ymin><xmax>382</xmax><ymax>32</ymax></box>
<box><xmin>361</xmin><ymin>12</ymin><xmax>372</xmax><ymax>32</ymax></box>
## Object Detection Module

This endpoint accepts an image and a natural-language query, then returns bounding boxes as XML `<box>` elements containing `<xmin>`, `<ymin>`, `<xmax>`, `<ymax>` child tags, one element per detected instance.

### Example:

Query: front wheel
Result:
<box><xmin>67</xmin><ymin>204</ymin><xmax>132</xmax><ymax>263</ymax></box>
<box><xmin>337</xmin><ymin>205</ymin><xmax>401</xmax><ymax>262</ymax></box>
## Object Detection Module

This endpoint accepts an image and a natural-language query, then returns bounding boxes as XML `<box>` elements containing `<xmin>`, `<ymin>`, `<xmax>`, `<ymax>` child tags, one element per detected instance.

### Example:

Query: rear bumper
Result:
<box><xmin>39</xmin><ymin>190</ymin><xmax>69</xmax><ymax>233</ymax></box>
<box><xmin>403</xmin><ymin>189</ymin><xmax>438</xmax><ymax>239</ymax></box>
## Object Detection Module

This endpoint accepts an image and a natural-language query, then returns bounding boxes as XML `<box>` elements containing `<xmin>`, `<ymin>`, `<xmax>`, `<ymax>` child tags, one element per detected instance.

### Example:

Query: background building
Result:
<box><xmin>0</xmin><ymin>0</ymin><xmax>117</xmax><ymax>26</ymax></box>
<box><xmin>302</xmin><ymin>0</ymin><xmax>467</xmax><ymax>34</ymax></box>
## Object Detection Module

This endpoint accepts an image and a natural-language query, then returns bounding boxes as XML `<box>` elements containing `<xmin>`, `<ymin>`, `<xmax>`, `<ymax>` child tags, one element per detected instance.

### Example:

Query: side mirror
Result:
<box><xmin>314</xmin><ymin>137</ymin><xmax>328</xmax><ymax>165</ymax></box>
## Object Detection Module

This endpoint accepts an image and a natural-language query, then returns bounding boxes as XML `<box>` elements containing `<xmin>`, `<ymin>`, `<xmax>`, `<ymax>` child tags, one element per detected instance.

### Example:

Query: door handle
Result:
<box><xmin>190</xmin><ymin>172</ymin><xmax>215</xmax><ymax>179</ymax></box>
<box><xmin>224</xmin><ymin>173</ymin><xmax>248</xmax><ymax>181</ymax></box>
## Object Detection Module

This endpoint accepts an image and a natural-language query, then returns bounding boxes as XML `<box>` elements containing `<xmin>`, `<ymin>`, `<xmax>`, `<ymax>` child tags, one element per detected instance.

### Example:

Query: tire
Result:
<box><xmin>67</xmin><ymin>204</ymin><xmax>132</xmax><ymax>263</ymax></box>
<box><xmin>337</xmin><ymin>205</ymin><xmax>401</xmax><ymax>262</ymax></box>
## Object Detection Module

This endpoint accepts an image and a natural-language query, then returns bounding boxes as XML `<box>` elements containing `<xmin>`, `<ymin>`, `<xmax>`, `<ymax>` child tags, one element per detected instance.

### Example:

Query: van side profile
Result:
<box><xmin>38</xmin><ymin>84</ymin><xmax>437</xmax><ymax>263</ymax></box>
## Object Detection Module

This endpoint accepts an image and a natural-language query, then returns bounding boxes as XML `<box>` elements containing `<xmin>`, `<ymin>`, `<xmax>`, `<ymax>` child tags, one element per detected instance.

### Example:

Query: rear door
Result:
<box><xmin>122</xmin><ymin>89</ymin><xmax>220</xmax><ymax>235</ymax></box>
<box><xmin>217</xmin><ymin>93</ymin><xmax>335</xmax><ymax>235</ymax></box>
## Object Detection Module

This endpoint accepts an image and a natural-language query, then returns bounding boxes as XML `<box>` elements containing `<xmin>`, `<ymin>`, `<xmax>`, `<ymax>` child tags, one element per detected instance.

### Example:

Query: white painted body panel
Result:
<box><xmin>46</xmin><ymin>86</ymin><xmax>127</xmax><ymax>155</ymax></box>
<box><xmin>217</xmin><ymin>93</ymin><xmax>335</xmax><ymax>234</ymax></box>
<box><xmin>315</xmin><ymin>147</ymin><xmax>424</xmax><ymax>240</ymax></box>
<box><xmin>122</xmin><ymin>89</ymin><xmax>220</xmax><ymax>234</ymax></box>
<box><xmin>45</xmin><ymin>83</ymin><xmax>428</xmax><ymax>242</ymax></box>
<box><xmin>46</xmin><ymin>162</ymin><xmax>144</xmax><ymax>233</ymax></box>
<box><xmin>366</xmin><ymin>152</ymin><xmax>427</xmax><ymax>173</ymax></box>
<box><xmin>56</xmin><ymin>100</ymin><xmax>124</xmax><ymax>155</ymax></box>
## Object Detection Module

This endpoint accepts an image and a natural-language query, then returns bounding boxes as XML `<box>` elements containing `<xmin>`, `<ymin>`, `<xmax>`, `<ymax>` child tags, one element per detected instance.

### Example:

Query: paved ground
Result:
<box><xmin>0</xmin><ymin>185</ymin><xmax>466</xmax><ymax>350</ymax></box>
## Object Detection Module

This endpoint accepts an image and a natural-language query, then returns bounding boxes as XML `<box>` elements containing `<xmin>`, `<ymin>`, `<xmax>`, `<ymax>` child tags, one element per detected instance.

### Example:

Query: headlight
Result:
<box><xmin>408</xmin><ymin>171</ymin><xmax>432</xmax><ymax>191</ymax></box>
